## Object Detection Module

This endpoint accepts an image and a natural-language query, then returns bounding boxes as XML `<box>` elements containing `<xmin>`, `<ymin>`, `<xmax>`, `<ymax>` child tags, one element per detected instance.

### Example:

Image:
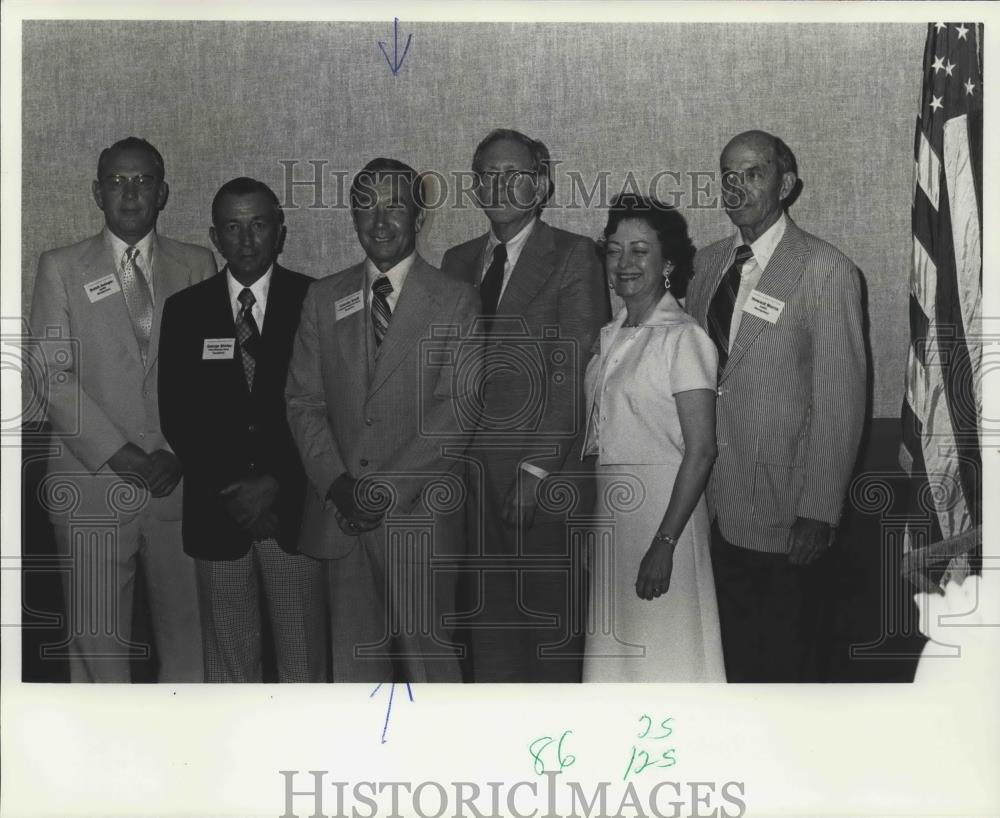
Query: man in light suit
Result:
<box><xmin>685</xmin><ymin>130</ymin><xmax>867</xmax><ymax>682</ymax></box>
<box><xmin>441</xmin><ymin>129</ymin><xmax>609</xmax><ymax>682</ymax></box>
<box><xmin>159</xmin><ymin>178</ymin><xmax>326</xmax><ymax>682</ymax></box>
<box><xmin>286</xmin><ymin>158</ymin><xmax>480</xmax><ymax>682</ymax></box>
<box><xmin>29</xmin><ymin>136</ymin><xmax>216</xmax><ymax>682</ymax></box>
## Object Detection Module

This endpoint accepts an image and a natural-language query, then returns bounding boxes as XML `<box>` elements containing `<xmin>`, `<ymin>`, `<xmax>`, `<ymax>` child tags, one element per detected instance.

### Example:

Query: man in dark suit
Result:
<box><xmin>159</xmin><ymin>177</ymin><xmax>326</xmax><ymax>682</ymax></box>
<box><xmin>685</xmin><ymin>130</ymin><xmax>867</xmax><ymax>682</ymax></box>
<box><xmin>29</xmin><ymin>136</ymin><xmax>215</xmax><ymax>682</ymax></box>
<box><xmin>441</xmin><ymin>129</ymin><xmax>609</xmax><ymax>682</ymax></box>
<box><xmin>286</xmin><ymin>159</ymin><xmax>480</xmax><ymax>682</ymax></box>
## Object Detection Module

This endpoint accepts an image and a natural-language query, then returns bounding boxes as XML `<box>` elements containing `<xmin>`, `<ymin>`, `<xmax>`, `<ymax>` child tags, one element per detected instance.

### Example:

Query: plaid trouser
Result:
<box><xmin>195</xmin><ymin>539</ymin><xmax>327</xmax><ymax>682</ymax></box>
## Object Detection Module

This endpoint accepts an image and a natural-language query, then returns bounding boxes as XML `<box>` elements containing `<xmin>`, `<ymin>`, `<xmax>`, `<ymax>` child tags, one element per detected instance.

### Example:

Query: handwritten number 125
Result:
<box><xmin>625</xmin><ymin>716</ymin><xmax>675</xmax><ymax>780</ymax></box>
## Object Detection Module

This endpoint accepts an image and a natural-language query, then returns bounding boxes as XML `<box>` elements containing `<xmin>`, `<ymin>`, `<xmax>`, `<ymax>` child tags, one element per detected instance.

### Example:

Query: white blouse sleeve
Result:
<box><xmin>669</xmin><ymin>323</ymin><xmax>718</xmax><ymax>395</ymax></box>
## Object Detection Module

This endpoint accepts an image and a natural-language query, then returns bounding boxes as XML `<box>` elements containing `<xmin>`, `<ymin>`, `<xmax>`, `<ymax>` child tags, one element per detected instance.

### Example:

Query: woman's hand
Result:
<box><xmin>635</xmin><ymin>537</ymin><xmax>675</xmax><ymax>600</ymax></box>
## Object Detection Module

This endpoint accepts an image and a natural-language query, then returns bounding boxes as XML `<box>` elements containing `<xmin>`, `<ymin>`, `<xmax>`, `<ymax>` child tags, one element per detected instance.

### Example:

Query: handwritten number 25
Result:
<box><xmin>529</xmin><ymin>731</ymin><xmax>576</xmax><ymax>775</ymax></box>
<box><xmin>638</xmin><ymin>715</ymin><xmax>673</xmax><ymax>740</ymax></box>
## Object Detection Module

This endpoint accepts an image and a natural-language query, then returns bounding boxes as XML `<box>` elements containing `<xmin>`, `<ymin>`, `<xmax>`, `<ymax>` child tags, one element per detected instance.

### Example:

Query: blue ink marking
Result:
<box><xmin>378</xmin><ymin>17</ymin><xmax>413</xmax><ymax>76</ymax></box>
<box><xmin>369</xmin><ymin>680</ymin><xmax>415</xmax><ymax>743</ymax></box>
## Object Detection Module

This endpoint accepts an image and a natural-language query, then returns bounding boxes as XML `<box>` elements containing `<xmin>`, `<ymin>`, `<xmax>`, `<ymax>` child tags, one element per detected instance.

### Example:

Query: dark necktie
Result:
<box><xmin>236</xmin><ymin>287</ymin><xmax>260</xmax><ymax>389</ymax></box>
<box><xmin>120</xmin><ymin>246</ymin><xmax>154</xmax><ymax>363</ymax></box>
<box><xmin>372</xmin><ymin>276</ymin><xmax>393</xmax><ymax>347</ymax></box>
<box><xmin>480</xmin><ymin>242</ymin><xmax>507</xmax><ymax>315</ymax></box>
<box><xmin>707</xmin><ymin>244</ymin><xmax>753</xmax><ymax>370</ymax></box>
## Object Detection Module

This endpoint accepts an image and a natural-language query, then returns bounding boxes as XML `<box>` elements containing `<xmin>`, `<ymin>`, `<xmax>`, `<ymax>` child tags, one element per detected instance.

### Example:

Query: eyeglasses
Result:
<box><xmin>474</xmin><ymin>169</ymin><xmax>537</xmax><ymax>188</ymax></box>
<box><xmin>102</xmin><ymin>174</ymin><xmax>160</xmax><ymax>191</ymax></box>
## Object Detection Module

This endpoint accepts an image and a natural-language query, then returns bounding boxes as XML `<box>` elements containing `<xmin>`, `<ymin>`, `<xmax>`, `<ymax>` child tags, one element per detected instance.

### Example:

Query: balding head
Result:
<box><xmin>722</xmin><ymin>130</ymin><xmax>797</xmax><ymax>176</ymax></box>
<box><xmin>720</xmin><ymin>130</ymin><xmax>798</xmax><ymax>243</ymax></box>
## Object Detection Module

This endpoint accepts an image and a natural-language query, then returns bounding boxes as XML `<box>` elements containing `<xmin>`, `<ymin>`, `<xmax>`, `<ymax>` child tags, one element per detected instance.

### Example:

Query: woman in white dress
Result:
<box><xmin>582</xmin><ymin>193</ymin><xmax>725</xmax><ymax>682</ymax></box>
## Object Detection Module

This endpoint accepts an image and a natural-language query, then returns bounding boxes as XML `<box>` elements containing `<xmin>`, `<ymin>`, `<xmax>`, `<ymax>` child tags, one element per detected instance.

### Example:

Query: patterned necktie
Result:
<box><xmin>371</xmin><ymin>276</ymin><xmax>393</xmax><ymax>347</ymax></box>
<box><xmin>120</xmin><ymin>246</ymin><xmax>154</xmax><ymax>363</ymax></box>
<box><xmin>236</xmin><ymin>287</ymin><xmax>261</xmax><ymax>390</ymax></box>
<box><xmin>479</xmin><ymin>242</ymin><xmax>507</xmax><ymax>315</ymax></box>
<box><xmin>707</xmin><ymin>244</ymin><xmax>753</xmax><ymax>370</ymax></box>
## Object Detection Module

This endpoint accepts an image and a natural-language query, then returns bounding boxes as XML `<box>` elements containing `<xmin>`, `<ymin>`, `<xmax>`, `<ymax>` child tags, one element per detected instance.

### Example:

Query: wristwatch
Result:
<box><xmin>653</xmin><ymin>531</ymin><xmax>679</xmax><ymax>547</ymax></box>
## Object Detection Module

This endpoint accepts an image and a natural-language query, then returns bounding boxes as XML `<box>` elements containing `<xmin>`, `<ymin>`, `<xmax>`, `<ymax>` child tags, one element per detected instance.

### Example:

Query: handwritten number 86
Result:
<box><xmin>528</xmin><ymin>731</ymin><xmax>576</xmax><ymax>775</ymax></box>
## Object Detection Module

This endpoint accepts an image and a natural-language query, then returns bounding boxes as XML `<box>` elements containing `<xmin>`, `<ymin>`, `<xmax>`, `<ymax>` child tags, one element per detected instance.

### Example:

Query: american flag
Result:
<box><xmin>901</xmin><ymin>23</ymin><xmax>982</xmax><ymax>566</ymax></box>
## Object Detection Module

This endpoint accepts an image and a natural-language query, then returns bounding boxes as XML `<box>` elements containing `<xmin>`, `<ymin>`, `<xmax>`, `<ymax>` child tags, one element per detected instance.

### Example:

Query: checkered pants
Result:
<box><xmin>195</xmin><ymin>539</ymin><xmax>327</xmax><ymax>682</ymax></box>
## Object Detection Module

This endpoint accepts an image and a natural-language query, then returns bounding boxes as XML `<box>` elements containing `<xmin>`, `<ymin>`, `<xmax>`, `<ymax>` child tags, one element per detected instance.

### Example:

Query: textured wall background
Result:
<box><xmin>21</xmin><ymin>21</ymin><xmax>923</xmax><ymax>416</ymax></box>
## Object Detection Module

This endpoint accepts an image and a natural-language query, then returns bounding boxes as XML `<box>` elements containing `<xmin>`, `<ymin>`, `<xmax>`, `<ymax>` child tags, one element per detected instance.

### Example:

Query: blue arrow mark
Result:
<box><xmin>378</xmin><ymin>17</ymin><xmax>413</xmax><ymax>76</ymax></box>
<box><xmin>370</xmin><ymin>680</ymin><xmax>415</xmax><ymax>743</ymax></box>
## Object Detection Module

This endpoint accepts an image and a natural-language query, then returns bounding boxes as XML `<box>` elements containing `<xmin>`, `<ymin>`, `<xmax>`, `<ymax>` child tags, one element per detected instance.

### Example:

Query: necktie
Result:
<box><xmin>707</xmin><ymin>244</ymin><xmax>753</xmax><ymax>370</ymax></box>
<box><xmin>371</xmin><ymin>276</ymin><xmax>393</xmax><ymax>347</ymax></box>
<box><xmin>236</xmin><ymin>287</ymin><xmax>261</xmax><ymax>390</ymax></box>
<box><xmin>120</xmin><ymin>246</ymin><xmax>154</xmax><ymax>363</ymax></box>
<box><xmin>480</xmin><ymin>242</ymin><xmax>507</xmax><ymax>315</ymax></box>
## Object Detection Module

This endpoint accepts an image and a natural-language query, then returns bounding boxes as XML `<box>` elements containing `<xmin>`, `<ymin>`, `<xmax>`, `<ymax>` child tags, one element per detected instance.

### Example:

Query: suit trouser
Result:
<box><xmin>457</xmin><ymin>467</ymin><xmax>588</xmax><ymax>683</ymax></box>
<box><xmin>327</xmin><ymin>525</ymin><xmax>462</xmax><ymax>683</ymax></box>
<box><xmin>195</xmin><ymin>540</ymin><xmax>327</xmax><ymax>683</ymax></box>
<box><xmin>53</xmin><ymin>516</ymin><xmax>203</xmax><ymax>683</ymax></box>
<box><xmin>710</xmin><ymin>524</ymin><xmax>826</xmax><ymax>683</ymax></box>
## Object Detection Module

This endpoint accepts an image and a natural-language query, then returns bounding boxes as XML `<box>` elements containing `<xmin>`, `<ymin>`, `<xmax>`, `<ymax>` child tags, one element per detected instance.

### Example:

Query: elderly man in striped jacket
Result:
<box><xmin>685</xmin><ymin>130</ymin><xmax>867</xmax><ymax>683</ymax></box>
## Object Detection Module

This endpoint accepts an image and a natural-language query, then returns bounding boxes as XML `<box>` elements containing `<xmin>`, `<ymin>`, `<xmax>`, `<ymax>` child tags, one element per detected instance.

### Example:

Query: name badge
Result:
<box><xmin>743</xmin><ymin>290</ymin><xmax>785</xmax><ymax>324</ymax></box>
<box><xmin>335</xmin><ymin>290</ymin><xmax>364</xmax><ymax>321</ymax></box>
<box><xmin>202</xmin><ymin>338</ymin><xmax>236</xmax><ymax>360</ymax></box>
<box><xmin>83</xmin><ymin>274</ymin><xmax>121</xmax><ymax>303</ymax></box>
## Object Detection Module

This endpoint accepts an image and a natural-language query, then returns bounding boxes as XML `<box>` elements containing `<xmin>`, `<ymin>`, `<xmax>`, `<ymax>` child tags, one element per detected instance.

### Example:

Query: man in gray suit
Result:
<box><xmin>29</xmin><ymin>137</ymin><xmax>216</xmax><ymax>681</ymax></box>
<box><xmin>441</xmin><ymin>129</ymin><xmax>609</xmax><ymax>682</ymax></box>
<box><xmin>686</xmin><ymin>130</ymin><xmax>867</xmax><ymax>682</ymax></box>
<box><xmin>286</xmin><ymin>158</ymin><xmax>480</xmax><ymax>682</ymax></box>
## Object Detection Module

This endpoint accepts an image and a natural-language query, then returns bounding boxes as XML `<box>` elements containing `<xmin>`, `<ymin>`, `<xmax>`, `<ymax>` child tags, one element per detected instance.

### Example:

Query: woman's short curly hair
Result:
<box><xmin>598</xmin><ymin>192</ymin><xmax>696</xmax><ymax>297</ymax></box>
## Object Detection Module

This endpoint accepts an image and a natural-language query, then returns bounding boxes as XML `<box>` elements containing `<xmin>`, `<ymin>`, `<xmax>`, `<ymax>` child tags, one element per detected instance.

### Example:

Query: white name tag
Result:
<box><xmin>202</xmin><ymin>338</ymin><xmax>236</xmax><ymax>360</ymax></box>
<box><xmin>83</xmin><ymin>274</ymin><xmax>121</xmax><ymax>303</ymax></box>
<box><xmin>335</xmin><ymin>290</ymin><xmax>364</xmax><ymax>321</ymax></box>
<box><xmin>743</xmin><ymin>290</ymin><xmax>785</xmax><ymax>324</ymax></box>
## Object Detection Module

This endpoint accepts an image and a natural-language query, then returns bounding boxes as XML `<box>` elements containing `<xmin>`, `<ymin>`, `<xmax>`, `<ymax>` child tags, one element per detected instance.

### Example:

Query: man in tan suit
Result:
<box><xmin>29</xmin><ymin>137</ymin><xmax>216</xmax><ymax>681</ymax></box>
<box><xmin>286</xmin><ymin>158</ymin><xmax>480</xmax><ymax>682</ymax></box>
<box><xmin>685</xmin><ymin>130</ymin><xmax>867</xmax><ymax>682</ymax></box>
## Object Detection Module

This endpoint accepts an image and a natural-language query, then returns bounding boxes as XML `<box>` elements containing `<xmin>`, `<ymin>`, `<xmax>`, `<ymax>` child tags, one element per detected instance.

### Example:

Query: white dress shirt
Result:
<box><xmin>105</xmin><ymin>228</ymin><xmax>156</xmax><ymax>300</ymax></box>
<box><xmin>227</xmin><ymin>265</ymin><xmax>273</xmax><ymax>332</ymax></box>
<box><xmin>365</xmin><ymin>252</ymin><xmax>416</xmax><ymax>313</ymax></box>
<box><xmin>481</xmin><ymin>216</ymin><xmax>537</xmax><ymax>302</ymax></box>
<box><xmin>728</xmin><ymin>212</ymin><xmax>787</xmax><ymax>349</ymax></box>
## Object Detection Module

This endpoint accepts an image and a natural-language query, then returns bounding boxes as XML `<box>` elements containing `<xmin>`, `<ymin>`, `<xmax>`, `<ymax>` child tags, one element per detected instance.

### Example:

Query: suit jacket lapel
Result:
<box><xmin>369</xmin><ymin>257</ymin><xmax>439</xmax><ymax>396</ymax></box>
<box><xmin>332</xmin><ymin>264</ymin><xmax>371</xmax><ymax>396</ymax></box>
<box><xmin>721</xmin><ymin>219</ymin><xmax>808</xmax><ymax>383</ymax></box>
<box><xmin>202</xmin><ymin>270</ymin><xmax>247</xmax><ymax>395</ymax></box>
<box><xmin>497</xmin><ymin>220</ymin><xmax>554</xmax><ymax>316</ymax></box>
<box><xmin>464</xmin><ymin>235</ymin><xmax>490</xmax><ymax>287</ymax></box>
<box><xmin>694</xmin><ymin>242</ymin><xmax>733</xmax><ymax>327</ymax></box>
<box><xmin>255</xmin><ymin>265</ymin><xmax>296</xmax><ymax>391</ymax></box>
<box><xmin>147</xmin><ymin>237</ymin><xmax>197</xmax><ymax>372</ymax></box>
<box><xmin>81</xmin><ymin>235</ymin><xmax>144</xmax><ymax>365</ymax></box>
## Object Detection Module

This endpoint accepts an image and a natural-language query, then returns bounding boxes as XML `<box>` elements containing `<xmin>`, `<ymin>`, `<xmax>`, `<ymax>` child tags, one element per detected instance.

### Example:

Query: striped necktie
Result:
<box><xmin>707</xmin><ymin>244</ymin><xmax>753</xmax><ymax>370</ymax></box>
<box><xmin>236</xmin><ymin>287</ymin><xmax>261</xmax><ymax>389</ymax></box>
<box><xmin>372</xmin><ymin>276</ymin><xmax>393</xmax><ymax>347</ymax></box>
<box><xmin>120</xmin><ymin>246</ymin><xmax>154</xmax><ymax>363</ymax></box>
